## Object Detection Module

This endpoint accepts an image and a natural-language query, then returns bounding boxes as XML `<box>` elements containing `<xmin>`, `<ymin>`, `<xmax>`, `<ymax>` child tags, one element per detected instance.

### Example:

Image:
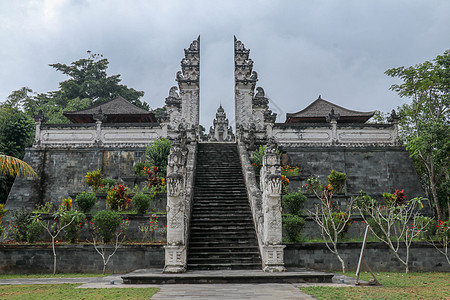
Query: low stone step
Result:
<box><xmin>187</xmin><ymin>263</ymin><xmax>261</xmax><ymax>270</ymax></box>
<box><xmin>188</xmin><ymin>241</ymin><xmax>258</xmax><ymax>248</ymax></box>
<box><xmin>188</xmin><ymin>246</ymin><xmax>259</xmax><ymax>253</ymax></box>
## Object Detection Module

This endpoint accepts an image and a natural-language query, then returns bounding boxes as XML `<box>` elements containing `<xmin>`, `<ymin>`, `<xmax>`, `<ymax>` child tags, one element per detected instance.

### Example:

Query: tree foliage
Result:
<box><xmin>4</xmin><ymin>52</ymin><xmax>149</xmax><ymax>124</ymax></box>
<box><xmin>385</xmin><ymin>49</ymin><xmax>450</xmax><ymax>219</ymax></box>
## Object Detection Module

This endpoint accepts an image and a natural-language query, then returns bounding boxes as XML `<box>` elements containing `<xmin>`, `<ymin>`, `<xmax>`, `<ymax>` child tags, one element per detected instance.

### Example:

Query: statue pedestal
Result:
<box><xmin>163</xmin><ymin>245</ymin><xmax>186</xmax><ymax>273</ymax></box>
<box><xmin>262</xmin><ymin>245</ymin><xmax>286</xmax><ymax>272</ymax></box>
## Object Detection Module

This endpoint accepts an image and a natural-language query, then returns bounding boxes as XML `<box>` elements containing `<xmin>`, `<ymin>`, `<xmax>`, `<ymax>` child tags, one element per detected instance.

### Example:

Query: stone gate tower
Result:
<box><xmin>177</xmin><ymin>36</ymin><xmax>200</xmax><ymax>128</ymax></box>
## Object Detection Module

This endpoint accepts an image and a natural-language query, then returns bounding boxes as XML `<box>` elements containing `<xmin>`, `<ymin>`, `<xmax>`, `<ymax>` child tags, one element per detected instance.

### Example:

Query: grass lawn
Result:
<box><xmin>301</xmin><ymin>272</ymin><xmax>450</xmax><ymax>299</ymax></box>
<box><xmin>0</xmin><ymin>274</ymin><xmax>110</xmax><ymax>279</ymax></box>
<box><xmin>0</xmin><ymin>284</ymin><xmax>159</xmax><ymax>300</ymax></box>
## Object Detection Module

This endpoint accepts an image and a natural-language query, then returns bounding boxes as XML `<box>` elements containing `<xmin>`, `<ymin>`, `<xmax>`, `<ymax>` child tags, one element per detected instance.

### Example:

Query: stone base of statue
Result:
<box><xmin>163</xmin><ymin>245</ymin><xmax>186</xmax><ymax>273</ymax></box>
<box><xmin>262</xmin><ymin>245</ymin><xmax>286</xmax><ymax>272</ymax></box>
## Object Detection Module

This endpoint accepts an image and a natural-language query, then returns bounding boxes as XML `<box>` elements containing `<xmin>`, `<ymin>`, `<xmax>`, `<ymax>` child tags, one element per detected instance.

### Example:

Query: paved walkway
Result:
<box><xmin>0</xmin><ymin>273</ymin><xmax>359</xmax><ymax>299</ymax></box>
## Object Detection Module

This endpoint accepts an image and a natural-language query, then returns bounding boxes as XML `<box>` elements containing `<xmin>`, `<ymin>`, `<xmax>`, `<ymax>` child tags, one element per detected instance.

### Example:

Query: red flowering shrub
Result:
<box><xmin>106</xmin><ymin>184</ymin><xmax>131</xmax><ymax>211</ymax></box>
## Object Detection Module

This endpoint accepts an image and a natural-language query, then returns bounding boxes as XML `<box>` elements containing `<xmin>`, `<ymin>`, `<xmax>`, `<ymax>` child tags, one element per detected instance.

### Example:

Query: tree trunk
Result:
<box><xmin>425</xmin><ymin>155</ymin><xmax>443</xmax><ymax>220</ymax></box>
<box><xmin>429</xmin><ymin>164</ymin><xmax>443</xmax><ymax>220</ymax></box>
<box><xmin>52</xmin><ymin>236</ymin><xmax>57</xmax><ymax>275</ymax></box>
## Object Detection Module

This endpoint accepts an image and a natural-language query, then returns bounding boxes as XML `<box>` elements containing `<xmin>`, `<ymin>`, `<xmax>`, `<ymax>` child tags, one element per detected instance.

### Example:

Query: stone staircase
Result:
<box><xmin>187</xmin><ymin>143</ymin><xmax>261</xmax><ymax>270</ymax></box>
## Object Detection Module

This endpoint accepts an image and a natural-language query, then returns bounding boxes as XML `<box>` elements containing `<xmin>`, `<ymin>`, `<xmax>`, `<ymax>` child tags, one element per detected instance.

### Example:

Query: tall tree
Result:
<box><xmin>49</xmin><ymin>51</ymin><xmax>148</xmax><ymax>110</ymax></box>
<box><xmin>0</xmin><ymin>105</ymin><xmax>35</xmax><ymax>203</ymax></box>
<box><xmin>385</xmin><ymin>49</ymin><xmax>450</xmax><ymax>220</ymax></box>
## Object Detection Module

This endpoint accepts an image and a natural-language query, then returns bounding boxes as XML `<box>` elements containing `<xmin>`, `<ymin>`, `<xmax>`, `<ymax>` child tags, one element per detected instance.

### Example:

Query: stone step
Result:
<box><xmin>188</xmin><ymin>246</ymin><xmax>259</xmax><ymax>252</ymax></box>
<box><xmin>121</xmin><ymin>269</ymin><xmax>335</xmax><ymax>284</ymax></box>
<box><xmin>186</xmin><ymin>263</ymin><xmax>261</xmax><ymax>270</ymax></box>
<box><xmin>190</xmin><ymin>214</ymin><xmax>253</xmax><ymax>219</ymax></box>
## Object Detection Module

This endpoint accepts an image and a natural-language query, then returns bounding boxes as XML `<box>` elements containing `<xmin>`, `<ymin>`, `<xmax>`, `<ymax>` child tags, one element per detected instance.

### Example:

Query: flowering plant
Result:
<box><xmin>281</xmin><ymin>165</ymin><xmax>300</xmax><ymax>177</ymax></box>
<box><xmin>106</xmin><ymin>184</ymin><xmax>131</xmax><ymax>211</ymax></box>
<box><xmin>281</xmin><ymin>175</ymin><xmax>290</xmax><ymax>193</ymax></box>
<box><xmin>383</xmin><ymin>189</ymin><xmax>406</xmax><ymax>207</ymax></box>
<box><xmin>85</xmin><ymin>169</ymin><xmax>103</xmax><ymax>191</ymax></box>
<box><xmin>60</xmin><ymin>198</ymin><xmax>72</xmax><ymax>211</ymax></box>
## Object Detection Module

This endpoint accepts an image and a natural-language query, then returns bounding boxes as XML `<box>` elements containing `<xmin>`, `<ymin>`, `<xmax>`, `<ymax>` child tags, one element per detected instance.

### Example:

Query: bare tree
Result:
<box><xmin>90</xmin><ymin>219</ymin><xmax>129</xmax><ymax>274</ymax></box>
<box><xmin>356</xmin><ymin>194</ymin><xmax>430</xmax><ymax>273</ymax></box>
<box><xmin>34</xmin><ymin>213</ymin><xmax>77</xmax><ymax>275</ymax></box>
<box><xmin>308</xmin><ymin>184</ymin><xmax>353</xmax><ymax>273</ymax></box>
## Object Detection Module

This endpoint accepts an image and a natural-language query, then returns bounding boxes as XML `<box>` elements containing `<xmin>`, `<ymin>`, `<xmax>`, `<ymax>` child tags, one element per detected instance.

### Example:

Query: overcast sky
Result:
<box><xmin>1</xmin><ymin>0</ymin><xmax>449</xmax><ymax>127</ymax></box>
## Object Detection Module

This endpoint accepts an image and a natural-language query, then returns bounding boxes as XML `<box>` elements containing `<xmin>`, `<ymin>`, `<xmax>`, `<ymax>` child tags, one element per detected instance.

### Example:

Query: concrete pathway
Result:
<box><xmin>149</xmin><ymin>283</ymin><xmax>315</xmax><ymax>299</ymax></box>
<box><xmin>0</xmin><ymin>273</ymin><xmax>360</xmax><ymax>299</ymax></box>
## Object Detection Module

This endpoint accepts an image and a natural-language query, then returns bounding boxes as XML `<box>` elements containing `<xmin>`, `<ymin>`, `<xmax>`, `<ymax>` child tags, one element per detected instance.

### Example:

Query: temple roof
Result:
<box><xmin>63</xmin><ymin>96</ymin><xmax>156</xmax><ymax>123</ymax></box>
<box><xmin>285</xmin><ymin>96</ymin><xmax>375</xmax><ymax>124</ymax></box>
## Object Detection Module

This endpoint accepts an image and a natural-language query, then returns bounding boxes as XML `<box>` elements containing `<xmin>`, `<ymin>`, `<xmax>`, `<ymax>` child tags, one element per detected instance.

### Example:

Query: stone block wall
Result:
<box><xmin>0</xmin><ymin>244</ymin><xmax>164</xmax><ymax>274</ymax></box>
<box><xmin>285</xmin><ymin>242</ymin><xmax>450</xmax><ymax>272</ymax></box>
<box><xmin>5</xmin><ymin>147</ymin><xmax>147</xmax><ymax>212</ymax></box>
<box><xmin>281</xmin><ymin>146</ymin><xmax>424</xmax><ymax>200</ymax></box>
<box><xmin>0</xmin><ymin>242</ymin><xmax>447</xmax><ymax>274</ymax></box>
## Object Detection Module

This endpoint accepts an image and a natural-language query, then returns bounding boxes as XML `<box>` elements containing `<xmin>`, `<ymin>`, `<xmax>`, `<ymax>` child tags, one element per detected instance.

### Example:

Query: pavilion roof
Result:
<box><xmin>63</xmin><ymin>96</ymin><xmax>156</xmax><ymax>123</ymax></box>
<box><xmin>285</xmin><ymin>96</ymin><xmax>375</xmax><ymax>123</ymax></box>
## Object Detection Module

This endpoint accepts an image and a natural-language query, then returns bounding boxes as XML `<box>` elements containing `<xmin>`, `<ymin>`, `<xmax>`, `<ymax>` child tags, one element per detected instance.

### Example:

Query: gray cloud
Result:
<box><xmin>1</xmin><ymin>0</ymin><xmax>449</xmax><ymax>127</ymax></box>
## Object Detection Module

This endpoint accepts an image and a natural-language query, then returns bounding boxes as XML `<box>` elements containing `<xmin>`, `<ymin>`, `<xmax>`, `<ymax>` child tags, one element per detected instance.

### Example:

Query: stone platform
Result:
<box><xmin>121</xmin><ymin>268</ymin><xmax>334</xmax><ymax>284</ymax></box>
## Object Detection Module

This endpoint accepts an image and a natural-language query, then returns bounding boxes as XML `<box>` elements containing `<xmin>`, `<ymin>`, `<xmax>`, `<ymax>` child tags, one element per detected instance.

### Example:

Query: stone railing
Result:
<box><xmin>270</xmin><ymin>123</ymin><xmax>400</xmax><ymax>147</ymax></box>
<box><xmin>238</xmin><ymin>139</ymin><xmax>285</xmax><ymax>272</ymax></box>
<box><xmin>237</xmin><ymin>140</ymin><xmax>264</xmax><ymax>255</ymax></box>
<box><xmin>35</xmin><ymin>123</ymin><xmax>164</xmax><ymax>148</ymax></box>
<box><xmin>163</xmin><ymin>138</ymin><xmax>197</xmax><ymax>273</ymax></box>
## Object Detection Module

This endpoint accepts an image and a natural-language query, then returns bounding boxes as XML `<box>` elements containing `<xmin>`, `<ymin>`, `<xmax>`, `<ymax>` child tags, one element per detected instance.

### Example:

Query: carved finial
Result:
<box><xmin>33</xmin><ymin>109</ymin><xmax>46</xmax><ymax>123</ymax></box>
<box><xmin>266</xmin><ymin>137</ymin><xmax>278</xmax><ymax>154</ymax></box>
<box><xmin>165</xmin><ymin>86</ymin><xmax>181</xmax><ymax>107</ymax></box>
<box><xmin>387</xmin><ymin>109</ymin><xmax>401</xmax><ymax>123</ymax></box>
<box><xmin>255</xmin><ymin>87</ymin><xmax>265</xmax><ymax>98</ymax></box>
<box><xmin>93</xmin><ymin>107</ymin><xmax>107</xmax><ymax>122</ymax></box>
<box><xmin>326</xmin><ymin>108</ymin><xmax>340</xmax><ymax>123</ymax></box>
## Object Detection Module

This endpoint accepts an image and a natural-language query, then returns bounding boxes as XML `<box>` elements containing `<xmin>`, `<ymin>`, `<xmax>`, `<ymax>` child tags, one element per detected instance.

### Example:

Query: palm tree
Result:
<box><xmin>0</xmin><ymin>154</ymin><xmax>37</xmax><ymax>177</ymax></box>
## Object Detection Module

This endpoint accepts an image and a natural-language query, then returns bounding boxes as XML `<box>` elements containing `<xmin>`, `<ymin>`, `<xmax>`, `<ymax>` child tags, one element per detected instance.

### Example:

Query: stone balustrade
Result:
<box><xmin>271</xmin><ymin>123</ymin><xmax>400</xmax><ymax>147</ymax></box>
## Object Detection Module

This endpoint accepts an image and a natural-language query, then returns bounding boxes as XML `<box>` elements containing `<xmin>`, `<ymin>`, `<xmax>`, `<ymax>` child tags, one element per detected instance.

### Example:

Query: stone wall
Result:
<box><xmin>285</xmin><ymin>242</ymin><xmax>450</xmax><ymax>272</ymax></box>
<box><xmin>0</xmin><ymin>242</ymin><xmax>447</xmax><ymax>274</ymax></box>
<box><xmin>0</xmin><ymin>244</ymin><xmax>164</xmax><ymax>274</ymax></box>
<box><xmin>281</xmin><ymin>146</ymin><xmax>424</xmax><ymax>200</ymax></box>
<box><xmin>5</xmin><ymin>147</ymin><xmax>147</xmax><ymax>212</ymax></box>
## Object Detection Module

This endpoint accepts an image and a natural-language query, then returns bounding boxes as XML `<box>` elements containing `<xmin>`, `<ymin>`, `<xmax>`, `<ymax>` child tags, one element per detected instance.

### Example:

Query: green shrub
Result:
<box><xmin>327</xmin><ymin>170</ymin><xmax>347</xmax><ymax>193</ymax></box>
<box><xmin>0</xmin><ymin>203</ymin><xmax>6</xmax><ymax>224</ymax></box>
<box><xmin>26</xmin><ymin>221</ymin><xmax>44</xmax><ymax>243</ymax></box>
<box><xmin>282</xmin><ymin>190</ymin><xmax>306</xmax><ymax>216</ymax></box>
<box><xmin>75</xmin><ymin>192</ymin><xmax>97</xmax><ymax>213</ymax></box>
<box><xmin>10</xmin><ymin>209</ymin><xmax>33</xmax><ymax>242</ymax></box>
<box><xmin>250</xmin><ymin>145</ymin><xmax>266</xmax><ymax>175</ymax></box>
<box><xmin>59</xmin><ymin>210</ymin><xmax>86</xmax><ymax>243</ymax></box>
<box><xmin>85</xmin><ymin>169</ymin><xmax>103</xmax><ymax>191</ymax></box>
<box><xmin>145</xmin><ymin>138</ymin><xmax>172</xmax><ymax>170</ymax></box>
<box><xmin>92</xmin><ymin>210</ymin><xmax>122</xmax><ymax>243</ymax></box>
<box><xmin>305</xmin><ymin>175</ymin><xmax>323</xmax><ymax>194</ymax></box>
<box><xmin>132</xmin><ymin>193</ymin><xmax>152</xmax><ymax>214</ymax></box>
<box><xmin>98</xmin><ymin>178</ymin><xmax>117</xmax><ymax>193</ymax></box>
<box><xmin>133</xmin><ymin>162</ymin><xmax>150</xmax><ymax>176</ymax></box>
<box><xmin>283</xmin><ymin>214</ymin><xmax>305</xmax><ymax>242</ymax></box>
<box><xmin>10</xmin><ymin>210</ymin><xmax>44</xmax><ymax>242</ymax></box>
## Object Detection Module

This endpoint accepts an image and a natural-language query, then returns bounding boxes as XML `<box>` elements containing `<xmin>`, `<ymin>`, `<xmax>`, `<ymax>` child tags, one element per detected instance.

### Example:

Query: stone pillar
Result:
<box><xmin>164</xmin><ymin>139</ymin><xmax>187</xmax><ymax>273</ymax></box>
<box><xmin>234</xmin><ymin>36</ymin><xmax>257</xmax><ymax>131</ymax></box>
<box><xmin>387</xmin><ymin>109</ymin><xmax>401</xmax><ymax>145</ymax></box>
<box><xmin>93</xmin><ymin>108</ymin><xmax>107</xmax><ymax>145</ymax></box>
<box><xmin>326</xmin><ymin>108</ymin><xmax>340</xmax><ymax>144</ymax></box>
<box><xmin>260</xmin><ymin>138</ymin><xmax>286</xmax><ymax>272</ymax></box>
<box><xmin>177</xmin><ymin>36</ymin><xmax>200</xmax><ymax>128</ymax></box>
<box><xmin>32</xmin><ymin>110</ymin><xmax>46</xmax><ymax>147</ymax></box>
<box><xmin>164</xmin><ymin>86</ymin><xmax>182</xmax><ymax>131</ymax></box>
